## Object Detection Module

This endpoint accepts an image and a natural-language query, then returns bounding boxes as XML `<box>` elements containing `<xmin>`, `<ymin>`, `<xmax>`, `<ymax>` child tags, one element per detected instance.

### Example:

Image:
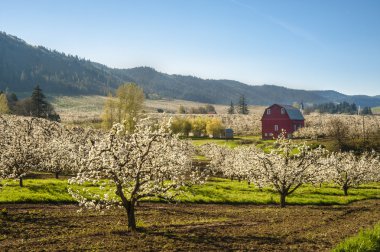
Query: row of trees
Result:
<box><xmin>202</xmin><ymin>133</ymin><xmax>380</xmax><ymax>207</ymax></box>
<box><xmin>0</xmin><ymin>85</ymin><xmax>60</xmax><ymax>121</ymax></box>
<box><xmin>170</xmin><ymin>116</ymin><xmax>225</xmax><ymax>138</ymax></box>
<box><xmin>304</xmin><ymin>101</ymin><xmax>372</xmax><ymax>115</ymax></box>
<box><xmin>0</xmin><ymin>115</ymin><xmax>203</xmax><ymax>231</ymax></box>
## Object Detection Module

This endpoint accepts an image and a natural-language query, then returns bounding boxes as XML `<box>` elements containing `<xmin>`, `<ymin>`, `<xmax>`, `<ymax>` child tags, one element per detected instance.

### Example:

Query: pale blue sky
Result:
<box><xmin>0</xmin><ymin>0</ymin><xmax>379</xmax><ymax>95</ymax></box>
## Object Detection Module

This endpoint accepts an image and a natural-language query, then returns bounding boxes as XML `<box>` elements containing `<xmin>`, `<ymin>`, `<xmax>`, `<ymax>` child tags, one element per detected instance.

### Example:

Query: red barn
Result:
<box><xmin>261</xmin><ymin>104</ymin><xmax>304</xmax><ymax>140</ymax></box>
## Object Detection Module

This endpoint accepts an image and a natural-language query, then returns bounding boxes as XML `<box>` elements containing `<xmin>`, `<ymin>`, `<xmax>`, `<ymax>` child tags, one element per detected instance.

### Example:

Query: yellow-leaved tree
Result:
<box><xmin>101</xmin><ymin>83</ymin><xmax>145</xmax><ymax>132</ymax></box>
<box><xmin>0</xmin><ymin>93</ymin><xmax>10</xmax><ymax>114</ymax></box>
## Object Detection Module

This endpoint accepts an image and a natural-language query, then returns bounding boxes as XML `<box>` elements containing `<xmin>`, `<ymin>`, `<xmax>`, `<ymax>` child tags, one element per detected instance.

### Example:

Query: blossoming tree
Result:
<box><xmin>252</xmin><ymin>133</ymin><xmax>326</xmax><ymax>207</ymax></box>
<box><xmin>69</xmin><ymin>119</ymin><xmax>202</xmax><ymax>231</ymax></box>
<box><xmin>325</xmin><ymin>151</ymin><xmax>379</xmax><ymax>195</ymax></box>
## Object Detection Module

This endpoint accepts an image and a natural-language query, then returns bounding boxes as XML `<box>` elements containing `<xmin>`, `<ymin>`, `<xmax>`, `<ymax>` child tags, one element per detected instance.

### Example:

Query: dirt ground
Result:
<box><xmin>1</xmin><ymin>200</ymin><xmax>380</xmax><ymax>251</ymax></box>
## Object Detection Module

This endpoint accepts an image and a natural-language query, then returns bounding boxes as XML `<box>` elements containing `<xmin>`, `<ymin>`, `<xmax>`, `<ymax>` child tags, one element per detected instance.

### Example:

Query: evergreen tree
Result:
<box><xmin>227</xmin><ymin>101</ymin><xmax>235</xmax><ymax>114</ymax></box>
<box><xmin>31</xmin><ymin>85</ymin><xmax>48</xmax><ymax>117</ymax></box>
<box><xmin>29</xmin><ymin>85</ymin><xmax>60</xmax><ymax>121</ymax></box>
<box><xmin>238</xmin><ymin>95</ymin><xmax>249</xmax><ymax>114</ymax></box>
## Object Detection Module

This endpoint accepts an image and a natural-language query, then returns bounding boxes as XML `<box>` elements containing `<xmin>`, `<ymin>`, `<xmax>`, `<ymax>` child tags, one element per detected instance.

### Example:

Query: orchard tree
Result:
<box><xmin>325</xmin><ymin>151</ymin><xmax>379</xmax><ymax>196</ymax></box>
<box><xmin>201</xmin><ymin>143</ymin><xmax>231</xmax><ymax>176</ymax></box>
<box><xmin>254</xmin><ymin>133</ymin><xmax>326</xmax><ymax>207</ymax></box>
<box><xmin>0</xmin><ymin>116</ymin><xmax>47</xmax><ymax>186</ymax></box>
<box><xmin>69</xmin><ymin>119</ymin><xmax>203</xmax><ymax>231</ymax></box>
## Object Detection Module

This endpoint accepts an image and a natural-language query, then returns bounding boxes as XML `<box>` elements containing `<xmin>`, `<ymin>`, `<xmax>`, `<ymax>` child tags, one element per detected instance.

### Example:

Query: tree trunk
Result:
<box><xmin>126</xmin><ymin>201</ymin><xmax>137</xmax><ymax>232</ymax></box>
<box><xmin>343</xmin><ymin>185</ymin><xmax>348</xmax><ymax>196</ymax></box>
<box><xmin>55</xmin><ymin>172</ymin><xmax>59</xmax><ymax>179</ymax></box>
<box><xmin>280</xmin><ymin>193</ymin><xmax>286</xmax><ymax>208</ymax></box>
<box><xmin>19</xmin><ymin>177</ymin><xmax>23</xmax><ymax>187</ymax></box>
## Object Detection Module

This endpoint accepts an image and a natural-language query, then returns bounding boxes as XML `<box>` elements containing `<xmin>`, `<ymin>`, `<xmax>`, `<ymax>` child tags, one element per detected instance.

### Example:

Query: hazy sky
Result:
<box><xmin>0</xmin><ymin>0</ymin><xmax>379</xmax><ymax>96</ymax></box>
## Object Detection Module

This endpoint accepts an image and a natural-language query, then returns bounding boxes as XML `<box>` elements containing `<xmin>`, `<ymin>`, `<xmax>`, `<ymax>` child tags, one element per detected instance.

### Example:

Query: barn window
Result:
<box><xmin>294</xmin><ymin>124</ymin><xmax>297</xmax><ymax>131</ymax></box>
<box><xmin>274</xmin><ymin>125</ymin><xmax>279</xmax><ymax>131</ymax></box>
<box><xmin>265</xmin><ymin>133</ymin><xmax>268</xmax><ymax>136</ymax></box>
<box><xmin>281</xmin><ymin>108</ymin><xmax>285</xmax><ymax>114</ymax></box>
<box><xmin>267</xmin><ymin>109</ymin><xmax>271</xmax><ymax>115</ymax></box>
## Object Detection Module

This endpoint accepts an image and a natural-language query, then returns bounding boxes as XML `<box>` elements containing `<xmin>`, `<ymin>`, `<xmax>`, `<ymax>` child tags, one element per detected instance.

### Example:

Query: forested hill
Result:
<box><xmin>1</xmin><ymin>31</ymin><xmax>380</xmax><ymax>106</ymax></box>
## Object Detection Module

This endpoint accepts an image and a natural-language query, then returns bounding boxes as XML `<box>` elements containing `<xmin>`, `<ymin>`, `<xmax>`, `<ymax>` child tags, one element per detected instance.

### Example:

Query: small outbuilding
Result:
<box><xmin>224</xmin><ymin>128</ymin><xmax>234</xmax><ymax>139</ymax></box>
<box><xmin>261</xmin><ymin>104</ymin><xmax>304</xmax><ymax>139</ymax></box>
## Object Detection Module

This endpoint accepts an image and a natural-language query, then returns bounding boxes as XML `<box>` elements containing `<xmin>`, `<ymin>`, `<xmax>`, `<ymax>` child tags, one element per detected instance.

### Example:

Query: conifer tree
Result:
<box><xmin>31</xmin><ymin>85</ymin><xmax>48</xmax><ymax>117</ymax></box>
<box><xmin>238</xmin><ymin>95</ymin><xmax>249</xmax><ymax>114</ymax></box>
<box><xmin>29</xmin><ymin>85</ymin><xmax>60</xmax><ymax>121</ymax></box>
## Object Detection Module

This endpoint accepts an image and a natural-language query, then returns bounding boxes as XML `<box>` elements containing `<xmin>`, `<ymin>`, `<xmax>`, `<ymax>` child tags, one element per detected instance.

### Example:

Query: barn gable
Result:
<box><xmin>261</xmin><ymin>104</ymin><xmax>305</xmax><ymax>139</ymax></box>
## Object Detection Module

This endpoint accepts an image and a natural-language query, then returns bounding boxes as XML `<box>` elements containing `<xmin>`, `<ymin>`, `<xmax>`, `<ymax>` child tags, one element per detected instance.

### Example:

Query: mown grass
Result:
<box><xmin>332</xmin><ymin>222</ymin><xmax>380</xmax><ymax>252</ymax></box>
<box><xmin>1</xmin><ymin>177</ymin><xmax>379</xmax><ymax>206</ymax></box>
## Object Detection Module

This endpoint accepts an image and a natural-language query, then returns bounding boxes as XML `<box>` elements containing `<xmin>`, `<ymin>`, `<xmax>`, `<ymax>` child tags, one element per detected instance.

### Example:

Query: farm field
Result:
<box><xmin>50</xmin><ymin>95</ymin><xmax>266</xmax><ymax>123</ymax></box>
<box><xmin>1</xmin><ymin>200</ymin><xmax>380</xmax><ymax>251</ymax></box>
<box><xmin>2</xmin><ymin>175</ymin><xmax>380</xmax><ymax>250</ymax></box>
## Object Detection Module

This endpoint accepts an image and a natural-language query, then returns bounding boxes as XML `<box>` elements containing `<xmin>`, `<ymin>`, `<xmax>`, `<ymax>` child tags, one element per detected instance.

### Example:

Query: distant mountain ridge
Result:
<box><xmin>1</xmin><ymin>31</ymin><xmax>380</xmax><ymax>107</ymax></box>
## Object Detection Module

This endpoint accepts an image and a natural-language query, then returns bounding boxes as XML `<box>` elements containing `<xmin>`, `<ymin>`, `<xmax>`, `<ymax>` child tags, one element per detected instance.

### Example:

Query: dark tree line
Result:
<box><xmin>304</xmin><ymin>101</ymin><xmax>372</xmax><ymax>115</ymax></box>
<box><xmin>0</xmin><ymin>85</ymin><xmax>60</xmax><ymax>121</ymax></box>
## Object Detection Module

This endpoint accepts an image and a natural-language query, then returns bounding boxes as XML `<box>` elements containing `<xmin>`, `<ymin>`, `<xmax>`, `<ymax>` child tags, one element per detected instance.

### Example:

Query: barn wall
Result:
<box><xmin>261</xmin><ymin>104</ymin><xmax>304</xmax><ymax>139</ymax></box>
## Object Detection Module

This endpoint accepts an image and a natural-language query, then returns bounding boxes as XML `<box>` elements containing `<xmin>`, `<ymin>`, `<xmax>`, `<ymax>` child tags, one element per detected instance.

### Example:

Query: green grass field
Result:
<box><xmin>1</xmin><ymin>177</ymin><xmax>379</xmax><ymax>206</ymax></box>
